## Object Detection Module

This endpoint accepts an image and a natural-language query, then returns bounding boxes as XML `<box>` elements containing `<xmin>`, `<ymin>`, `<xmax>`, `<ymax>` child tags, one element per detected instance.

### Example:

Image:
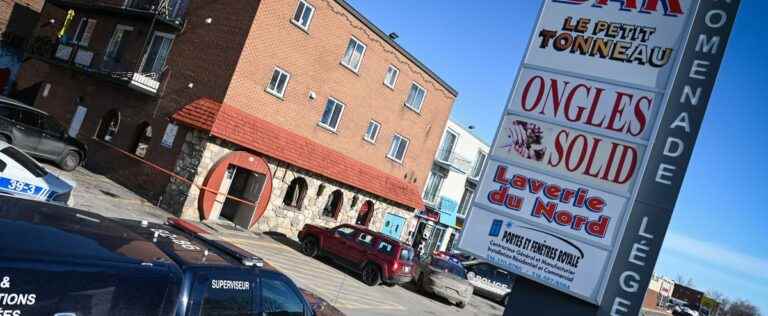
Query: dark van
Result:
<box><xmin>0</xmin><ymin>196</ymin><xmax>316</xmax><ymax>316</ymax></box>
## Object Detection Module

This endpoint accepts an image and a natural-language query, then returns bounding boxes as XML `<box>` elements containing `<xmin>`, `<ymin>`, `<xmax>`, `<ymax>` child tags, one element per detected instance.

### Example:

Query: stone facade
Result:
<box><xmin>163</xmin><ymin>130</ymin><xmax>417</xmax><ymax>241</ymax></box>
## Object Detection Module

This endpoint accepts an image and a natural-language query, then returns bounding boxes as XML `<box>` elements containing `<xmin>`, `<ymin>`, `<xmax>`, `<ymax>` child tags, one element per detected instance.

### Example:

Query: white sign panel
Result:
<box><xmin>476</xmin><ymin>160</ymin><xmax>628</xmax><ymax>248</ymax></box>
<box><xmin>509</xmin><ymin>68</ymin><xmax>662</xmax><ymax>142</ymax></box>
<box><xmin>461</xmin><ymin>207</ymin><xmax>610</xmax><ymax>301</ymax></box>
<box><xmin>525</xmin><ymin>0</ymin><xmax>698</xmax><ymax>90</ymax></box>
<box><xmin>492</xmin><ymin>115</ymin><xmax>645</xmax><ymax>194</ymax></box>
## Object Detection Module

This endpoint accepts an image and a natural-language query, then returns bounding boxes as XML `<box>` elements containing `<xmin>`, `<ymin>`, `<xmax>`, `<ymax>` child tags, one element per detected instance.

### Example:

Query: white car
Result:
<box><xmin>0</xmin><ymin>142</ymin><xmax>75</xmax><ymax>205</ymax></box>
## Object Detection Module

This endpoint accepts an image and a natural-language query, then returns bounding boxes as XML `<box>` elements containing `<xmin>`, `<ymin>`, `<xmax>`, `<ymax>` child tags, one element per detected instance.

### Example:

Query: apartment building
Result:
<box><xmin>411</xmin><ymin>119</ymin><xmax>489</xmax><ymax>255</ymax></box>
<box><xmin>0</xmin><ymin>0</ymin><xmax>44</xmax><ymax>94</ymax></box>
<box><xmin>14</xmin><ymin>0</ymin><xmax>457</xmax><ymax>240</ymax></box>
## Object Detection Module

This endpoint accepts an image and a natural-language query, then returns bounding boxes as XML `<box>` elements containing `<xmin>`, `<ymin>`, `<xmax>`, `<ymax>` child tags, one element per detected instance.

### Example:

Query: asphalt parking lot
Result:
<box><xmin>45</xmin><ymin>165</ymin><xmax>504</xmax><ymax>316</ymax></box>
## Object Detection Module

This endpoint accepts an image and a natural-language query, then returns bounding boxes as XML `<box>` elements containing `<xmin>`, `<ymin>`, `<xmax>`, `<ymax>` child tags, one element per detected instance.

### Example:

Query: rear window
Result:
<box><xmin>430</xmin><ymin>258</ymin><xmax>466</xmax><ymax>278</ymax></box>
<box><xmin>200</xmin><ymin>280</ymin><xmax>254</xmax><ymax>315</ymax></box>
<box><xmin>399</xmin><ymin>247</ymin><xmax>414</xmax><ymax>262</ymax></box>
<box><xmin>0</xmin><ymin>147</ymin><xmax>47</xmax><ymax>177</ymax></box>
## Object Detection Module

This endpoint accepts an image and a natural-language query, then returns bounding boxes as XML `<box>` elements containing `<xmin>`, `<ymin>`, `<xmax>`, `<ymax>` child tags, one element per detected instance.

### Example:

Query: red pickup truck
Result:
<box><xmin>298</xmin><ymin>224</ymin><xmax>415</xmax><ymax>286</ymax></box>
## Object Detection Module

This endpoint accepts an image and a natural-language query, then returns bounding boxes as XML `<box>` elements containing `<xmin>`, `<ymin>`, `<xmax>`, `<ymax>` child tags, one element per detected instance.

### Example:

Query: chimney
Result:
<box><xmin>388</xmin><ymin>32</ymin><xmax>399</xmax><ymax>40</ymax></box>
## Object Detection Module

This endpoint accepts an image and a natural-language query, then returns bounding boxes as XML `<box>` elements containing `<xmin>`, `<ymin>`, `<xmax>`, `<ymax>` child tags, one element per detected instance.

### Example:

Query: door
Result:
<box><xmin>259</xmin><ymin>274</ymin><xmax>310</xmax><ymax>316</ymax></box>
<box><xmin>68</xmin><ymin>105</ymin><xmax>87</xmax><ymax>137</ymax></box>
<box><xmin>350</xmin><ymin>232</ymin><xmax>375</xmax><ymax>266</ymax></box>
<box><xmin>381</xmin><ymin>213</ymin><xmax>406</xmax><ymax>240</ymax></box>
<box><xmin>220</xmin><ymin>166</ymin><xmax>266</xmax><ymax>229</ymax></box>
<box><xmin>11</xmin><ymin>109</ymin><xmax>43</xmax><ymax>155</ymax></box>
<box><xmin>37</xmin><ymin>115</ymin><xmax>69</xmax><ymax>160</ymax></box>
<box><xmin>326</xmin><ymin>226</ymin><xmax>357</xmax><ymax>257</ymax></box>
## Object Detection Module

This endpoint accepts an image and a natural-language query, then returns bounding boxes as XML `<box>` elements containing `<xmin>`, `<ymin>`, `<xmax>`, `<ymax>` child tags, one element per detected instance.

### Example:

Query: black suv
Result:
<box><xmin>0</xmin><ymin>196</ymin><xmax>319</xmax><ymax>316</ymax></box>
<box><xmin>0</xmin><ymin>96</ymin><xmax>86</xmax><ymax>170</ymax></box>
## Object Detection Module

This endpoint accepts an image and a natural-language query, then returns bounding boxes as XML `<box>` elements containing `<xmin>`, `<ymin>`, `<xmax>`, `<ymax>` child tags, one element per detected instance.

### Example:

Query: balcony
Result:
<box><xmin>29</xmin><ymin>37</ymin><xmax>169</xmax><ymax>96</ymax></box>
<box><xmin>48</xmin><ymin>0</ymin><xmax>187</xmax><ymax>28</ymax></box>
<box><xmin>434</xmin><ymin>149</ymin><xmax>474</xmax><ymax>174</ymax></box>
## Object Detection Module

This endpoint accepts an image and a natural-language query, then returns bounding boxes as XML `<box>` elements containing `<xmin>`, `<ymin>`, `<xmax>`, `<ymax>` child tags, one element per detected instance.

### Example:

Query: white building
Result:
<box><xmin>411</xmin><ymin>119</ymin><xmax>489</xmax><ymax>256</ymax></box>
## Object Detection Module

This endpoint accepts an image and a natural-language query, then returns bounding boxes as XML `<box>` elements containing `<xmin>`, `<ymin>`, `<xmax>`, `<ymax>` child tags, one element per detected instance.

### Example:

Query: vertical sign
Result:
<box><xmin>457</xmin><ymin>0</ymin><xmax>740</xmax><ymax>313</ymax></box>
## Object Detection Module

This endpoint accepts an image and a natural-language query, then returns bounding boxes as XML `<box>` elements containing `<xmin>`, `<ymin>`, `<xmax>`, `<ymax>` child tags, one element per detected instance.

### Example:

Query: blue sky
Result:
<box><xmin>348</xmin><ymin>0</ymin><xmax>768</xmax><ymax>312</ymax></box>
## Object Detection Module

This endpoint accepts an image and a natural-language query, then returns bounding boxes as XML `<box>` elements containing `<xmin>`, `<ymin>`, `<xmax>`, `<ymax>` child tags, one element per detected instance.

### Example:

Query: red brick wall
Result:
<box><xmin>1</xmin><ymin>0</ymin><xmax>44</xmax><ymax>36</ymax></box>
<box><xmin>224</xmin><ymin>0</ymin><xmax>456</xmax><ymax>191</ymax></box>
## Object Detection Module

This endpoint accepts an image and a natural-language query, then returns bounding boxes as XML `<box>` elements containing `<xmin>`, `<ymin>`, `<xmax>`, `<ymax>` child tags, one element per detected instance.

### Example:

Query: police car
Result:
<box><xmin>0</xmin><ymin>141</ymin><xmax>74</xmax><ymax>205</ymax></box>
<box><xmin>463</xmin><ymin>260</ymin><xmax>516</xmax><ymax>305</ymax></box>
<box><xmin>0</xmin><ymin>197</ymin><xmax>321</xmax><ymax>316</ymax></box>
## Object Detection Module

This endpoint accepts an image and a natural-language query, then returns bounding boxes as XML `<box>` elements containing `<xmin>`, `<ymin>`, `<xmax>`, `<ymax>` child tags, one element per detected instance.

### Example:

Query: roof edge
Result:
<box><xmin>334</xmin><ymin>0</ymin><xmax>458</xmax><ymax>97</ymax></box>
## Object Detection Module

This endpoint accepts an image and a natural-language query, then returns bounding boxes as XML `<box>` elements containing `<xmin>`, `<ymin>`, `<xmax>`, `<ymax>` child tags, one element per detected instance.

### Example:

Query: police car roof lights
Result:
<box><xmin>166</xmin><ymin>217</ymin><xmax>265</xmax><ymax>268</ymax></box>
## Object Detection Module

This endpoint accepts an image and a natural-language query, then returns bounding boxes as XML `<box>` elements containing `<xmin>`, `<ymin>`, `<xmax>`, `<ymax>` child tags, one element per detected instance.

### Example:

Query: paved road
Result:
<box><xmin>227</xmin><ymin>234</ymin><xmax>504</xmax><ymax>316</ymax></box>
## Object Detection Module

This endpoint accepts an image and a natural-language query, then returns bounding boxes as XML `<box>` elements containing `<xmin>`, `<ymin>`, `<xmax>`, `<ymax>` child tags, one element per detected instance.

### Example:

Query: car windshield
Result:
<box><xmin>430</xmin><ymin>258</ymin><xmax>466</xmax><ymax>278</ymax></box>
<box><xmin>0</xmin><ymin>147</ymin><xmax>47</xmax><ymax>177</ymax></box>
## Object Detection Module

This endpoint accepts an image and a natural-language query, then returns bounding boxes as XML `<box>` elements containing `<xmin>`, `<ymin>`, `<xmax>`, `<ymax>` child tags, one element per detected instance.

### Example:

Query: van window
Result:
<box><xmin>377</xmin><ymin>241</ymin><xmax>394</xmax><ymax>256</ymax></box>
<box><xmin>261</xmin><ymin>277</ymin><xmax>304</xmax><ymax>316</ymax></box>
<box><xmin>200</xmin><ymin>279</ymin><xmax>254</xmax><ymax>316</ymax></box>
<box><xmin>0</xmin><ymin>106</ymin><xmax>17</xmax><ymax>120</ymax></box>
<box><xmin>0</xmin><ymin>159</ymin><xmax>6</xmax><ymax>172</ymax></box>
<box><xmin>17</xmin><ymin>110</ymin><xmax>41</xmax><ymax>128</ymax></box>
<box><xmin>399</xmin><ymin>248</ymin><xmax>414</xmax><ymax>262</ymax></box>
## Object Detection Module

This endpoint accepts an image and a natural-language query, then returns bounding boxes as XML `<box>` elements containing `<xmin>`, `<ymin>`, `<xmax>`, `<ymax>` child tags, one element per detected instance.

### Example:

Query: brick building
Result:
<box><xmin>15</xmin><ymin>0</ymin><xmax>458</xmax><ymax>240</ymax></box>
<box><xmin>1</xmin><ymin>0</ymin><xmax>44</xmax><ymax>94</ymax></box>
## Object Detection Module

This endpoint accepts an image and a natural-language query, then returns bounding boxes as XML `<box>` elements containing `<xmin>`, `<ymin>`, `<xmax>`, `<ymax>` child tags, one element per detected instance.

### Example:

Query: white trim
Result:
<box><xmin>341</xmin><ymin>36</ymin><xmax>367</xmax><ymax>73</ymax></box>
<box><xmin>384</xmin><ymin>65</ymin><xmax>399</xmax><ymax>89</ymax></box>
<box><xmin>436</xmin><ymin>128</ymin><xmax>459</xmax><ymax>163</ymax></box>
<box><xmin>265</xmin><ymin>66</ymin><xmax>291</xmax><ymax>98</ymax></box>
<box><xmin>103</xmin><ymin>24</ymin><xmax>133</xmax><ymax>62</ymax></box>
<box><xmin>405</xmin><ymin>82</ymin><xmax>426</xmax><ymax>113</ymax></box>
<box><xmin>386</xmin><ymin>133</ymin><xmax>409</xmax><ymax>163</ymax></box>
<box><xmin>363</xmin><ymin>120</ymin><xmax>380</xmax><ymax>143</ymax></box>
<box><xmin>470</xmin><ymin>150</ymin><xmax>488</xmax><ymax>179</ymax></box>
<box><xmin>291</xmin><ymin>0</ymin><xmax>315</xmax><ymax>31</ymax></box>
<box><xmin>318</xmin><ymin>97</ymin><xmax>345</xmax><ymax>132</ymax></box>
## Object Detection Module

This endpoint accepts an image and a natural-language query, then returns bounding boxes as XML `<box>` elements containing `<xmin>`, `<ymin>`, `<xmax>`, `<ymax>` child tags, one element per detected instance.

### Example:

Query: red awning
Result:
<box><xmin>173</xmin><ymin>98</ymin><xmax>424</xmax><ymax>210</ymax></box>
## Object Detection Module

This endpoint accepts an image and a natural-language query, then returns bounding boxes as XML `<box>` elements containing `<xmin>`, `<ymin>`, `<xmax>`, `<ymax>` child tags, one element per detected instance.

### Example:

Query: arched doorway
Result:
<box><xmin>96</xmin><ymin>109</ymin><xmax>121</xmax><ymax>142</ymax></box>
<box><xmin>132</xmin><ymin>122</ymin><xmax>152</xmax><ymax>158</ymax></box>
<box><xmin>355</xmin><ymin>200</ymin><xmax>374</xmax><ymax>226</ymax></box>
<box><xmin>199</xmin><ymin>151</ymin><xmax>273</xmax><ymax>229</ymax></box>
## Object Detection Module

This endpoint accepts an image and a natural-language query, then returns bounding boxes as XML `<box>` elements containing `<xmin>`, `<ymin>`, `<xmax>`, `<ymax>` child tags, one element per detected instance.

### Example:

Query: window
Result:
<box><xmin>282</xmin><ymin>177</ymin><xmax>308</xmax><ymax>210</ymax></box>
<box><xmin>104</xmin><ymin>25</ymin><xmax>133</xmax><ymax>63</ymax></box>
<box><xmin>357</xmin><ymin>233</ymin><xmax>374</xmax><ymax>247</ymax></box>
<box><xmin>141</xmin><ymin>32</ymin><xmax>174</xmax><ymax>74</ymax></box>
<box><xmin>429</xmin><ymin>258</ymin><xmax>466</xmax><ymax>278</ymax></box>
<box><xmin>72</xmin><ymin>18</ymin><xmax>97</xmax><ymax>46</ymax></box>
<box><xmin>364</xmin><ymin>120</ymin><xmax>380</xmax><ymax>143</ymax></box>
<box><xmin>457</xmin><ymin>187</ymin><xmax>475</xmax><ymax>217</ymax></box>
<box><xmin>0</xmin><ymin>147</ymin><xmax>47</xmax><ymax>177</ymax></box>
<box><xmin>422</xmin><ymin>171</ymin><xmax>445</xmax><ymax>204</ymax></box>
<box><xmin>97</xmin><ymin>109</ymin><xmax>120</xmax><ymax>142</ymax></box>
<box><xmin>377</xmin><ymin>241</ymin><xmax>394</xmax><ymax>256</ymax></box>
<box><xmin>319</xmin><ymin>98</ymin><xmax>344</xmax><ymax>131</ymax></box>
<box><xmin>200</xmin><ymin>278</ymin><xmax>253</xmax><ymax>316</ymax></box>
<box><xmin>334</xmin><ymin>226</ymin><xmax>356</xmax><ymax>239</ymax></box>
<box><xmin>405</xmin><ymin>82</ymin><xmax>426</xmax><ymax>112</ymax></box>
<box><xmin>0</xmin><ymin>106</ymin><xmax>16</xmax><ymax>120</ymax></box>
<box><xmin>266</xmin><ymin>67</ymin><xmax>290</xmax><ymax>98</ymax></box>
<box><xmin>341</xmin><ymin>37</ymin><xmax>366</xmax><ymax>72</ymax></box>
<box><xmin>261</xmin><ymin>277</ymin><xmax>304</xmax><ymax>316</ymax></box>
<box><xmin>355</xmin><ymin>200</ymin><xmax>374</xmax><ymax>226</ymax></box>
<box><xmin>291</xmin><ymin>0</ymin><xmax>315</xmax><ymax>30</ymax></box>
<box><xmin>16</xmin><ymin>110</ymin><xmax>41</xmax><ymax>128</ymax></box>
<box><xmin>384</xmin><ymin>65</ymin><xmax>399</xmax><ymax>88</ymax></box>
<box><xmin>437</xmin><ymin>129</ymin><xmax>458</xmax><ymax>162</ymax></box>
<box><xmin>133</xmin><ymin>122</ymin><xmax>152</xmax><ymax>158</ymax></box>
<box><xmin>322</xmin><ymin>190</ymin><xmax>343</xmax><ymax>219</ymax></box>
<box><xmin>471</xmin><ymin>151</ymin><xmax>488</xmax><ymax>179</ymax></box>
<box><xmin>387</xmin><ymin>134</ymin><xmax>409</xmax><ymax>163</ymax></box>
<box><xmin>0</xmin><ymin>159</ymin><xmax>5</xmax><ymax>172</ymax></box>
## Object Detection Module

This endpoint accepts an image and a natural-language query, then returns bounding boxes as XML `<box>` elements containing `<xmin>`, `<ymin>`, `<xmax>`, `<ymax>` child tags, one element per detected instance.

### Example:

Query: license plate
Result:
<box><xmin>404</xmin><ymin>266</ymin><xmax>411</xmax><ymax>272</ymax></box>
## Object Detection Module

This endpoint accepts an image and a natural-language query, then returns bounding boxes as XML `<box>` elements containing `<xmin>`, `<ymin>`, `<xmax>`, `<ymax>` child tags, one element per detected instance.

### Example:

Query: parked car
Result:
<box><xmin>300</xmin><ymin>288</ymin><xmax>347</xmax><ymax>316</ymax></box>
<box><xmin>463</xmin><ymin>260</ymin><xmax>516</xmax><ymax>305</ymax></box>
<box><xmin>672</xmin><ymin>303</ymin><xmax>700</xmax><ymax>316</ymax></box>
<box><xmin>0</xmin><ymin>196</ymin><xmax>316</xmax><ymax>316</ymax></box>
<box><xmin>413</xmin><ymin>255</ymin><xmax>473</xmax><ymax>308</ymax></box>
<box><xmin>298</xmin><ymin>224</ymin><xmax>416</xmax><ymax>286</ymax></box>
<box><xmin>0</xmin><ymin>141</ymin><xmax>75</xmax><ymax>205</ymax></box>
<box><xmin>433</xmin><ymin>250</ymin><xmax>475</xmax><ymax>265</ymax></box>
<box><xmin>0</xmin><ymin>96</ymin><xmax>86</xmax><ymax>171</ymax></box>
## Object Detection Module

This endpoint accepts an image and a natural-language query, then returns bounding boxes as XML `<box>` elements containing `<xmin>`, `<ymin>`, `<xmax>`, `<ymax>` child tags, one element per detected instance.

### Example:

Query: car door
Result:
<box><xmin>11</xmin><ymin>109</ymin><xmax>44</xmax><ymax>155</ymax></box>
<box><xmin>326</xmin><ymin>226</ymin><xmax>357</xmax><ymax>258</ymax></box>
<box><xmin>350</xmin><ymin>232</ymin><xmax>376</xmax><ymax>266</ymax></box>
<box><xmin>186</xmin><ymin>270</ymin><xmax>257</xmax><ymax>316</ymax></box>
<box><xmin>258</xmin><ymin>273</ymin><xmax>311</xmax><ymax>316</ymax></box>
<box><xmin>0</xmin><ymin>147</ymin><xmax>50</xmax><ymax>201</ymax></box>
<box><xmin>37</xmin><ymin>114</ymin><xmax>69</xmax><ymax>160</ymax></box>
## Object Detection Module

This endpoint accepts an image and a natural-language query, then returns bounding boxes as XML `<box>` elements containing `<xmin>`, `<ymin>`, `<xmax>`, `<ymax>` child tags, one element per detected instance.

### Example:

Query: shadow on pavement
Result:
<box><xmin>398</xmin><ymin>281</ymin><xmax>457</xmax><ymax>308</ymax></box>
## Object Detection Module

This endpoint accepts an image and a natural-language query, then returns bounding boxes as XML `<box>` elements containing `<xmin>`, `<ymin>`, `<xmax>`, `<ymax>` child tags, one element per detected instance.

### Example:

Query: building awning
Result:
<box><xmin>172</xmin><ymin>98</ymin><xmax>424</xmax><ymax>210</ymax></box>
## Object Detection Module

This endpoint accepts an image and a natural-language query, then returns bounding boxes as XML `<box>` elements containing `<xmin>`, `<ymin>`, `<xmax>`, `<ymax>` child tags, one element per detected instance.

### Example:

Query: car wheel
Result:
<box><xmin>59</xmin><ymin>151</ymin><xmax>81</xmax><ymax>171</ymax></box>
<box><xmin>0</xmin><ymin>135</ymin><xmax>10</xmax><ymax>144</ymax></box>
<box><xmin>301</xmin><ymin>237</ymin><xmax>319</xmax><ymax>258</ymax></box>
<box><xmin>502</xmin><ymin>294</ymin><xmax>509</xmax><ymax>306</ymax></box>
<box><xmin>362</xmin><ymin>264</ymin><xmax>381</xmax><ymax>286</ymax></box>
<box><xmin>457</xmin><ymin>301</ymin><xmax>467</xmax><ymax>309</ymax></box>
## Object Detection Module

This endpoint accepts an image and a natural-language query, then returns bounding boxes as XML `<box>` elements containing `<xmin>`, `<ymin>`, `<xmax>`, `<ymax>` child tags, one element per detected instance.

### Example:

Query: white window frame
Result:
<box><xmin>291</xmin><ymin>0</ymin><xmax>315</xmax><ymax>31</ymax></box>
<box><xmin>387</xmin><ymin>134</ymin><xmax>409</xmax><ymax>163</ymax></box>
<box><xmin>471</xmin><ymin>151</ymin><xmax>488</xmax><ymax>179</ymax></box>
<box><xmin>363</xmin><ymin>120</ymin><xmax>381</xmax><ymax>143</ymax></box>
<box><xmin>72</xmin><ymin>18</ymin><xmax>97</xmax><ymax>46</ymax></box>
<box><xmin>437</xmin><ymin>129</ymin><xmax>459</xmax><ymax>163</ymax></box>
<box><xmin>318</xmin><ymin>97</ymin><xmax>345</xmax><ymax>132</ymax></box>
<box><xmin>457</xmin><ymin>187</ymin><xmax>475</xmax><ymax>217</ymax></box>
<box><xmin>422</xmin><ymin>171</ymin><xmax>445</xmax><ymax>205</ymax></box>
<box><xmin>265</xmin><ymin>66</ymin><xmax>291</xmax><ymax>98</ymax></box>
<box><xmin>341</xmin><ymin>37</ymin><xmax>367</xmax><ymax>73</ymax></box>
<box><xmin>384</xmin><ymin>65</ymin><xmax>399</xmax><ymax>89</ymax></box>
<box><xmin>140</xmin><ymin>31</ymin><xmax>175</xmax><ymax>74</ymax></box>
<box><xmin>104</xmin><ymin>24</ymin><xmax>134</xmax><ymax>61</ymax></box>
<box><xmin>405</xmin><ymin>82</ymin><xmax>427</xmax><ymax>113</ymax></box>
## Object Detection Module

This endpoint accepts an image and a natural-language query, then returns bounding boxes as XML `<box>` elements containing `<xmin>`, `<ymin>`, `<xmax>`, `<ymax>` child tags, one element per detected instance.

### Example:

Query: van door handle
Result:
<box><xmin>15</xmin><ymin>125</ymin><xmax>25</xmax><ymax>130</ymax></box>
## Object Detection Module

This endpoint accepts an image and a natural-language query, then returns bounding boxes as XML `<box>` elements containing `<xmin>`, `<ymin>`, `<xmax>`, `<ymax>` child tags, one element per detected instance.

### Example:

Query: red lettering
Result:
<box><xmin>532</xmin><ymin>198</ymin><xmax>557</xmax><ymax>222</ymax></box>
<box><xmin>564</xmin><ymin>84</ymin><xmax>590</xmax><ymax>122</ymax></box>
<box><xmin>494</xmin><ymin>165</ymin><xmax>509</xmax><ymax>184</ymax></box>
<box><xmin>556</xmin><ymin>211</ymin><xmax>574</xmax><ymax>226</ymax></box>
<box><xmin>586</xmin><ymin>197</ymin><xmax>606</xmax><ymax>212</ymax></box>
<box><xmin>585</xmin><ymin>87</ymin><xmax>606</xmax><ymax>128</ymax></box>
<box><xmin>548</xmin><ymin>130</ymin><xmax>567</xmax><ymax>167</ymax></box>
<box><xmin>560</xmin><ymin>189</ymin><xmax>576</xmax><ymax>204</ymax></box>
<box><xmin>488</xmin><ymin>186</ymin><xmax>508</xmax><ymax>206</ymax></box>
<box><xmin>521</xmin><ymin>76</ymin><xmax>546</xmax><ymax>112</ymax></box>
<box><xmin>512</xmin><ymin>175</ymin><xmax>527</xmax><ymax>190</ymax></box>
<box><xmin>564</xmin><ymin>134</ymin><xmax>588</xmax><ymax>172</ymax></box>
<box><xmin>586</xmin><ymin>216</ymin><xmax>611</xmax><ymax>238</ymax></box>
<box><xmin>583</xmin><ymin>137</ymin><xmax>603</xmax><ymax>178</ymax></box>
<box><xmin>529</xmin><ymin>178</ymin><xmax>545</xmax><ymax>194</ymax></box>
<box><xmin>572</xmin><ymin>215</ymin><xmax>588</xmax><ymax>231</ymax></box>
<box><xmin>606</xmin><ymin>91</ymin><xmax>632</xmax><ymax>133</ymax></box>
<box><xmin>629</xmin><ymin>96</ymin><xmax>652</xmax><ymax>137</ymax></box>
<box><xmin>545</xmin><ymin>184</ymin><xmax>562</xmax><ymax>200</ymax></box>
<box><xmin>641</xmin><ymin>0</ymin><xmax>684</xmax><ymax>16</ymax></box>
<box><xmin>506</xmin><ymin>194</ymin><xmax>524</xmax><ymax>211</ymax></box>
<box><xmin>575</xmin><ymin>188</ymin><xmax>588</xmax><ymax>208</ymax></box>
<box><xmin>612</xmin><ymin>145</ymin><xmax>638</xmax><ymax>184</ymax></box>
<box><xmin>541</xmin><ymin>79</ymin><xmax>570</xmax><ymax>117</ymax></box>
